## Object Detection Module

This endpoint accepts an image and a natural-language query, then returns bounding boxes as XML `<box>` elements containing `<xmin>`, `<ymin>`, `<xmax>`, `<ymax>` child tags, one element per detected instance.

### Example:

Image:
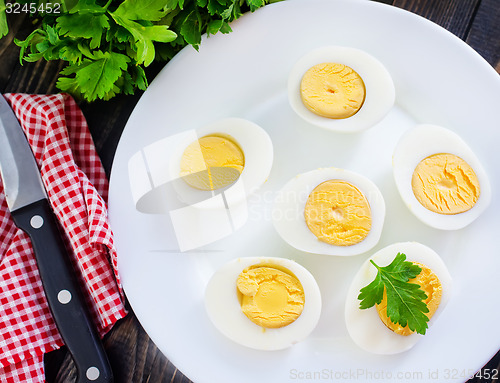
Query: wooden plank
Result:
<box><xmin>0</xmin><ymin>14</ymin><xmax>31</xmax><ymax>90</ymax></box>
<box><xmin>391</xmin><ymin>0</ymin><xmax>480</xmax><ymax>39</ymax></box>
<box><xmin>46</xmin><ymin>315</ymin><xmax>194</xmax><ymax>383</ymax></box>
<box><xmin>0</xmin><ymin>15</ymin><xmax>63</xmax><ymax>94</ymax></box>
<box><xmin>465</xmin><ymin>0</ymin><xmax>500</xmax><ymax>72</ymax></box>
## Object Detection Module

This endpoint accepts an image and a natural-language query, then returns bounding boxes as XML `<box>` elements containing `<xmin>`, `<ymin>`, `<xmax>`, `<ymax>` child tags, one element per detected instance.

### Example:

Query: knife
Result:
<box><xmin>0</xmin><ymin>95</ymin><xmax>113</xmax><ymax>383</ymax></box>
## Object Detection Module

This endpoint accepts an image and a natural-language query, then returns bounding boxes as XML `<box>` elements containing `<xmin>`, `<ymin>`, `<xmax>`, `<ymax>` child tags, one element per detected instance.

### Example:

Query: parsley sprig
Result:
<box><xmin>358</xmin><ymin>252</ymin><xmax>430</xmax><ymax>335</ymax></box>
<box><xmin>0</xmin><ymin>0</ymin><xmax>276</xmax><ymax>102</ymax></box>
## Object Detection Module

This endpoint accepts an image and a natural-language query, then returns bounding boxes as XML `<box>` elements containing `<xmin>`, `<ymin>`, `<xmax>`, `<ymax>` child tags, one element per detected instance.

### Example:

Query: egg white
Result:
<box><xmin>169</xmin><ymin>117</ymin><xmax>274</xmax><ymax>209</ymax></box>
<box><xmin>204</xmin><ymin>257</ymin><xmax>322</xmax><ymax>350</ymax></box>
<box><xmin>345</xmin><ymin>242</ymin><xmax>452</xmax><ymax>355</ymax></box>
<box><xmin>393</xmin><ymin>124</ymin><xmax>491</xmax><ymax>230</ymax></box>
<box><xmin>272</xmin><ymin>168</ymin><xmax>385</xmax><ymax>256</ymax></box>
<box><xmin>288</xmin><ymin>46</ymin><xmax>395</xmax><ymax>133</ymax></box>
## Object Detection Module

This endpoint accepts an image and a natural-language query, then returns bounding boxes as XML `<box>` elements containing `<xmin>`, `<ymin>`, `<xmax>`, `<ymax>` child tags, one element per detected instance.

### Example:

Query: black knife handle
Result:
<box><xmin>11</xmin><ymin>199</ymin><xmax>113</xmax><ymax>383</ymax></box>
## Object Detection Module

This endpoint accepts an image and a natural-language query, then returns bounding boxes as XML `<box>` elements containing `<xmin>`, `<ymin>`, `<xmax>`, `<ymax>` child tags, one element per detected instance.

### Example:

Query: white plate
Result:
<box><xmin>108</xmin><ymin>0</ymin><xmax>500</xmax><ymax>382</ymax></box>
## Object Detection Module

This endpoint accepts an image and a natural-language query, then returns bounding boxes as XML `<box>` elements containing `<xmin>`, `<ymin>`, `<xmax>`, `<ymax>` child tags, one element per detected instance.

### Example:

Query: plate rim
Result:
<box><xmin>108</xmin><ymin>1</ymin><xmax>500</xmax><ymax>382</ymax></box>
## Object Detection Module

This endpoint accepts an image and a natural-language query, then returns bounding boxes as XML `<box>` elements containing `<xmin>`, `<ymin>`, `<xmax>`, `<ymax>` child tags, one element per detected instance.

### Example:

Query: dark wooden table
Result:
<box><xmin>1</xmin><ymin>1</ymin><xmax>499</xmax><ymax>382</ymax></box>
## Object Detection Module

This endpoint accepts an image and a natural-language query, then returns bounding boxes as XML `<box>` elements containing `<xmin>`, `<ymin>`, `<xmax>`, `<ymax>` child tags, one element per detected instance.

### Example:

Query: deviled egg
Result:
<box><xmin>393</xmin><ymin>124</ymin><xmax>491</xmax><ymax>230</ymax></box>
<box><xmin>272</xmin><ymin>168</ymin><xmax>385</xmax><ymax>256</ymax></box>
<box><xmin>288</xmin><ymin>46</ymin><xmax>395</xmax><ymax>133</ymax></box>
<box><xmin>205</xmin><ymin>257</ymin><xmax>321</xmax><ymax>350</ymax></box>
<box><xmin>345</xmin><ymin>242</ymin><xmax>452</xmax><ymax>354</ymax></box>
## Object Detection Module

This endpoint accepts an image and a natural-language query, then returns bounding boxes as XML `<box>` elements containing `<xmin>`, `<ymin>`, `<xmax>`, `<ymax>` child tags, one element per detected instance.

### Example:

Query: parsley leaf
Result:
<box><xmin>247</xmin><ymin>0</ymin><xmax>265</xmax><ymax>12</ymax></box>
<box><xmin>358</xmin><ymin>252</ymin><xmax>430</xmax><ymax>335</ymax></box>
<box><xmin>0</xmin><ymin>0</ymin><xmax>8</xmax><ymax>38</ymax></box>
<box><xmin>57</xmin><ymin>13</ymin><xmax>110</xmax><ymax>49</ymax></box>
<box><xmin>112</xmin><ymin>0</ymin><xmax>170</xmax><ymax>21</ymax></box>
<box><xmin>68</xmin><ymin>0</ymin><xmax>107</xmax><ymax>14</ymax></box>
<box><xmin>180</xmin><ymin>9</ymin><xmax>202</xmax><ymax>47</ymax></box>
<box><xmin>110</xmin><ymin>8</ymin><xmax>177</xmax><ymax>66</ymax></box>
<box><xmin>220</xmin><ymin>1</ymin><xmax>242</xmax><ymax>21</ymax></box>
<box><xmin>57</xmin><ymin>51</ymin><xmax>130</xmax><ymax>101</ymax></box>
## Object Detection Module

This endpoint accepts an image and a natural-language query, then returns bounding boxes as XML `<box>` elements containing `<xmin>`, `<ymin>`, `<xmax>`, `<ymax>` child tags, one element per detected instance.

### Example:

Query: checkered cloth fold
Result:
<box><xmin>0</xmin><ymin>93</ymin><xmax>127</xmax><ymax>382</ymax></box>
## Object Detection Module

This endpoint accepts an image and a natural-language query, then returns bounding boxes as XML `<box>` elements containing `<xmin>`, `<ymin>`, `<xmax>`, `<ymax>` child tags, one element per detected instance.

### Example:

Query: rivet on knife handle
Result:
<box><xmin>11</xmin><ymin>199</ymin><xmax>113</xmax><ymax>383</ymax></box>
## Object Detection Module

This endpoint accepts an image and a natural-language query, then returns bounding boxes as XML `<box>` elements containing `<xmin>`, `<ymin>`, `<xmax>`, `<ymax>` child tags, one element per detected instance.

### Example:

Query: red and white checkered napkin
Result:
<box><xmin>0</xmin><ymin>93</ymin><xmax>127</xmax><ymax>382</ymax></box>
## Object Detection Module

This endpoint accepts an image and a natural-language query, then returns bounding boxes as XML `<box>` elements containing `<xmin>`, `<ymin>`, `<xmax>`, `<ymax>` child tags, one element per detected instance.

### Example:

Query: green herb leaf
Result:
<box><xmin>0</xmin><ymin>0</ymin><xmax>8</xmax><ymax>38</ymax></box>
<box><xmin>358</xmin><ymin>252</ymin><xmax>430</xmax><ymax>335</ymax></box>
<box><xmin>57</xmin><ymin>13</ymin><xmax>110</xmax><ymax>49</ymax></box>
<box><xmin>246</xmin><ymin>0</ymin><xmax>265</xmax><ymax>12</ymax></box>
<box><xmin>358</xmin><ymin>271</ymin><xmax>384</xmax><ymax>309</ymax></box>
<box><xmin>57</xmin><ymin>51</ymin><xmax>130</xmax><ymax>102</ymax></box>
<box><xmin>113</xmin><ymin>0</ymin><xmax>170</xmax><ymax>22</ymax></box>
<box><xmin>207</xmin><ymin>19</ymin><xmax>223</xmax><ymax>35</ymax></box>
<box><xmin>15</xmin><ymin>26</ymin><xmax>67</xmax><ymax>62</ymax></box>
<box><xmin>68</xmin><ymin>0</ymin><xmax>107</xmax><ymax>14</ymax></box>
<box><xmin>219</xmin><ymin>21</ymin><xmax>232</xmax><ymax>33</ymax></box>
<box><xmin>165</xmin><ymin>0</ymin><xmax>184</xmax><ymax>10</ymax></box>
<box><xmin>59</xmin><ymin>43</ymin><xmax>84</xmax><ymax>63</ymax></box>
<box><xmin>111</xmin><ymin>11</ymin><xmax>177</xmax><ymax>66</ymax></box>
<box><xmin>180</xmin><ymin>9</ymin><xmax>201</xmax><ymax>47</ymax></box>
<box><xmin>207</xmin><ymin>0</ymin><xmax>226</xmax><ymax>15</ymax></box>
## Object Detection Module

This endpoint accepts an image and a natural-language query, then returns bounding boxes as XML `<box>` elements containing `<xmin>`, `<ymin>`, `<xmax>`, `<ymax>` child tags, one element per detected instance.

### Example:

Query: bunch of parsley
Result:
<box><xmin>0</xmin><ymin>0</ymin><xmax>276</xmax><ymax>101</ymax></box>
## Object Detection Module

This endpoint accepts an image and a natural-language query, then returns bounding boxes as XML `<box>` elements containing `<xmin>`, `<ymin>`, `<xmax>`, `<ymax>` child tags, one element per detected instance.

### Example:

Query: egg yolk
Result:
<box><xmin>304</xmin><ymin>180</ymin><xmax>372</xmax><ymax>246</ymax></box>
<box><xmin>179</xmin><ymin>135</ymin><xmax>244</xmax><ymax>191</ymax></box>
<box><xmin>300</xmin><ymin>63</ymin><xmax>366</xmax><ymax>119</ymax></box>
<box><xmin>237</xmin><ymin>265</ymin><xmax>305</xmax><ymax>329</ymax></box>
<box><xmin>376</xmin><ymin>262</ymin><xmax>442</xmax><ymax>336</ymax></box>
<box><xmin>411</xmin><ymin>153</ymin><xmax>480</xmax><ymax>215</ymax></box>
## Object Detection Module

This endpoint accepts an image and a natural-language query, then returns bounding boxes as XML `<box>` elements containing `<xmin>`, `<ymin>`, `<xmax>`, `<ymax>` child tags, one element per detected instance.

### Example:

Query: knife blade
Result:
<box><xmin>0</xmin><ymin>95</ymin><xmax>113</xmax><ymax>383</ymax></box>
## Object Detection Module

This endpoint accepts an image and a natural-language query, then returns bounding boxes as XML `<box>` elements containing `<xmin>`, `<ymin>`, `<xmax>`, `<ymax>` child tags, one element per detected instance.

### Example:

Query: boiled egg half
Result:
<box><xmin>272</xmin><ymin>168</ymin><xmax>385</xmax><ymax>256</ymax></box>
<box><xmin>169</xmin><ymin>117</ymin><xmax>273</xmax><ymax>209</ymax></box>
<box><xmin>393</xmin><ymin>124</ymin><xmax>491</xmax><ymax>230</ymax></box>
<box><xmin>288</xmin><ymin>46</ymin><xmax>395</xmax><ymax>133</ymax></box>
<box><xmin>345</xmin><ymin>242</ymin><xmax>452</xmax><ymax>354</ymax></box>
<box><xmin>205</xmin><ymin>257</ymin><xmax>321</xmax><ymax>350</ymax></box>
